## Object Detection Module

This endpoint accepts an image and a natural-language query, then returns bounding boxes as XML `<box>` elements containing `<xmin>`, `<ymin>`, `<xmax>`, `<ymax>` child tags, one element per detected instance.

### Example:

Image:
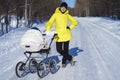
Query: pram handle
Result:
<box><xmin>52</xmin><ymin>33</ymin><xmax>57</xmax><ymax>40</ymax></box>
<box><xmin>42</xmin><ymin>33</ymin><xmax>46</xmax><ymax>36</ymax></box>
<box><xmin>48</xmin><ymin>33</ymin><xmax>58</xmax><ymax>48</ymax></box>
<box><xmin>42</xmin><ymin>33</ymin><xmax>57</xmax><ymax>37</ymax></box>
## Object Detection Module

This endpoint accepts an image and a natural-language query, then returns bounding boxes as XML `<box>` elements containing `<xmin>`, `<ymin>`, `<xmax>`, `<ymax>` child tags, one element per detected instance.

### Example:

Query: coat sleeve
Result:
<box><xmin>46</xmin><ymin>13</ymin><xmax>56</xmax><ymax>31</ymax></box>
<box><xmin>68</xmin><ymin>14</ymin><xmax>78</xmax><ymax>30</ymax></box>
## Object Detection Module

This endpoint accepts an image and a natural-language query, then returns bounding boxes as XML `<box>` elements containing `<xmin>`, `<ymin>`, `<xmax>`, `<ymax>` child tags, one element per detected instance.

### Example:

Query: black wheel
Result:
<box><xmin>37</xmin><ymin>61</ymin><xmax>46</xmax><ymax>78</ymax></box>
<box><xmin>15</xmin><ymin>61</ymin><xmax>26</xmax><ymax>78</ymax></box>
<box><xmin>49</xmin><ymin>58</ymin><xmax>59</xmax><ymax>74</ymax></box>
<box><xmin>29</xmin><ymin>58</ymin><xmax>38</xmax><ymax>73</ymax></box>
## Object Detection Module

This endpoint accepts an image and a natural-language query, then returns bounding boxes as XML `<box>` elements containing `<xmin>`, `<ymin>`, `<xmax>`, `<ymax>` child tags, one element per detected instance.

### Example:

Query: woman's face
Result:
<box><xmin>60</xmin><ymin>7</ymin><xmax>67</xmax><ymax>13</ymax></box>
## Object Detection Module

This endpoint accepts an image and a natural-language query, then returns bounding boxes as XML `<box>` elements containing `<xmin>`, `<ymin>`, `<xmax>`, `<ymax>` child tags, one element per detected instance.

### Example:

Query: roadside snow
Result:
<box><xmin>0</xmin><ymin>17</ymin><xmax>120</xmax><ymax>80</ymax></box>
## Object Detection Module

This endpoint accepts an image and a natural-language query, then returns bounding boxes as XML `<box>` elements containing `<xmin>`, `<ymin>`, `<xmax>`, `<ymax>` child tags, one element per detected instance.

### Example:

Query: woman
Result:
<box><xmin>46</xmin><ymin>2</ymin><xmax>78</xmax><ymax>68</ymax></box>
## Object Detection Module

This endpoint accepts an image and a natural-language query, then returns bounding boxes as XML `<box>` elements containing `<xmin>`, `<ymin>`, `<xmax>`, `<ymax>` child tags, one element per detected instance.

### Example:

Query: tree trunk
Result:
<box><xmin>25</xmin><ymin>0</ymin><xmax>28</xmax><ymax>26</ymax></box>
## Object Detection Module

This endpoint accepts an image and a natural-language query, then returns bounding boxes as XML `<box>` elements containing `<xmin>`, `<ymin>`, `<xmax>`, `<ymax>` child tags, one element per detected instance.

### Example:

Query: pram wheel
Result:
<box><xmin>29</xmin><ymin>58</ymin><xmax>38</xmax><ymax>73</ymax></box>
<box><xmin>15</xmin><ymin>61</ymin><xmax>26</xmax><ymax>78</ymax></box>
<box><xmin>49</xmin><ymin>58</ymin><xmax>58</xmax><ymax>74</ymax></box>
<box><xmin>37</xmin><ymin>61</ymin><xmax>46</xmax><ymax>78</ymax></box>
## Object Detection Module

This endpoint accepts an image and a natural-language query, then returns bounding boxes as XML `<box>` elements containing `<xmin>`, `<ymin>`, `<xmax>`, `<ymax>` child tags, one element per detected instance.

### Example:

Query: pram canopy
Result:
<box><xmin>20</xmin><ymin>27</ymin><xmax>44</xmax><ymax>52</ymax></box>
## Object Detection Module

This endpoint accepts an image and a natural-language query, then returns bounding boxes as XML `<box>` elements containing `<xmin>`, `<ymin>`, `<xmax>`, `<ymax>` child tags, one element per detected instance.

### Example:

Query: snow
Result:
<box><xmin>0</xmin><ymin>17</ymin><xmax>120</xmax><ymax>80</ymax></box>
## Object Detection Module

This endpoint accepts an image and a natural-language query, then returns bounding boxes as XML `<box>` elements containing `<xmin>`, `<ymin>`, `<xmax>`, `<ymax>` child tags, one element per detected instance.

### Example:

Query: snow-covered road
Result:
<box><xmin>77</xmin><ymin>18</ymin><xmax>120</xmax><ymax>80</ymax></box>
<box><xmin>0</xmin><ymin>17</ymin><xmax>120</xmax><ymax>80</ymax></box>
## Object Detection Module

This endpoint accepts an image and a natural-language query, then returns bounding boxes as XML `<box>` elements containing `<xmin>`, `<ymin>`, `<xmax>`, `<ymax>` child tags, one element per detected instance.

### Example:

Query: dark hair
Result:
<box><xmin>60</xmin><ymin>2</ymin><xmax>68</xmax><ymax>9</ymax></box>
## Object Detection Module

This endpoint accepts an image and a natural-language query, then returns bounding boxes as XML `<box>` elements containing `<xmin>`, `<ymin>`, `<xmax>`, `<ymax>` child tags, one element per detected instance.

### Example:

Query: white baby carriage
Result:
<box><xmin>15</xmin><ymin>27</ymin><xmax>59</xmax><ymax>78</ymax></box>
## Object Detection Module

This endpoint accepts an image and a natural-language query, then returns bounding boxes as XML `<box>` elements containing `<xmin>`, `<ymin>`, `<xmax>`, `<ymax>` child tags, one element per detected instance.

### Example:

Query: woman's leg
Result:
<box><xmin>63</xmin><ymin>41</ymin><xmax>72</xmax><ymax>64</ymax></box>
<box><xmin>56</xmin><ymin>41</ymin><xmax>72</xmax><ymax>66</ymax></box>
<box><xmin>56</xmin><ymin>42</ymin><xmax>64</xmax><ymax>56</ymax></box>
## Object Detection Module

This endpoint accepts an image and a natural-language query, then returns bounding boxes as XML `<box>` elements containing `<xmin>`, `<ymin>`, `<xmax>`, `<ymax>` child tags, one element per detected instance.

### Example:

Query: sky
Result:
<box><xmin>61</xmin><ymin>0</ymin><xmax>77</xmax><ymax>8</ymax></box>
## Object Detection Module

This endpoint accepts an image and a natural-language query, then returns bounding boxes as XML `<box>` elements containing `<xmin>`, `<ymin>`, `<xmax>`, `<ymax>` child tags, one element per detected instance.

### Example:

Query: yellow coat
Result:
<box><xmin>46</xmin><ymin>7</ymin><xmax>78</xmax><ymax>42</ymax></box>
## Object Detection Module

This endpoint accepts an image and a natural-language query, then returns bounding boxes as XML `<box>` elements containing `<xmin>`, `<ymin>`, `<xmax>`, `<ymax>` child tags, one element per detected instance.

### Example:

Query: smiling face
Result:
<box><xmin>60</xmin><ymin>6</ymin><xmax>67</xmax><ymax>13</ymax></box>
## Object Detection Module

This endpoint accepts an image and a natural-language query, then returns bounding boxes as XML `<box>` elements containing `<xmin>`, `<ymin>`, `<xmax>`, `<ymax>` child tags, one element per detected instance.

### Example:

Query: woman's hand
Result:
<box><xmin>66</xmin><ymin>26</ymin><xmax>70</xmax><ymax>30</ymax></box>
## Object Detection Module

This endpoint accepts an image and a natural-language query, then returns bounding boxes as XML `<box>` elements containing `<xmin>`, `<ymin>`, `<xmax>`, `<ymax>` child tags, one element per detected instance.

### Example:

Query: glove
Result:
<box><xmin>66</xmin><ymin>26</ymin><xmax>70</xmax><ymax>30</ymax></box>
<box><xmin>45</xmin><ymin>31</ymin><xmax>57</xmax><ymax>36</ymax></box>
<box><xmin>45</xmin><ymin>31</ymin><xmax>51</xmax><ymax>36</ymax></box>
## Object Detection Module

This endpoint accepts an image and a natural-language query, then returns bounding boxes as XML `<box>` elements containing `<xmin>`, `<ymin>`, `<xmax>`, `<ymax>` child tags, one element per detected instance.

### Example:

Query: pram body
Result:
<box><xmin>15</xmin><ymin>27</ymin><xmax>59</xmax><ymax>78</ymax></box>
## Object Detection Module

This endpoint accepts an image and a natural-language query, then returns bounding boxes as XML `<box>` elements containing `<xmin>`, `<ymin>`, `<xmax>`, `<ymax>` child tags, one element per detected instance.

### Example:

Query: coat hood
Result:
<box><xmin>55</xmin><ymin>7</ymin><xmax>69</xmax><ymax>14</ymax></box>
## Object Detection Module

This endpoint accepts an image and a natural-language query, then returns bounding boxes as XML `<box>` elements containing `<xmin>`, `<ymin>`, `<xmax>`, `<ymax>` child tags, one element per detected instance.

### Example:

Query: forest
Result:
<box><xmin>0</xmin><ymin>0</ymin><xmax>120</xmax><ymax>20</ymax></box>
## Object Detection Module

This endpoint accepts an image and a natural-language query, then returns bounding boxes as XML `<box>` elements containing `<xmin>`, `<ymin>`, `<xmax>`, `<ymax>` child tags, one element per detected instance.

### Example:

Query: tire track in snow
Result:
<box><xmin>85</xmin><ymin>24</ymin><xmax>114</xmax><ymax>80</ymax></box>
<box><xmin>80</xmin><ymin>20</ymin><xmax>120</xmax><ymax>80</ymax></box>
